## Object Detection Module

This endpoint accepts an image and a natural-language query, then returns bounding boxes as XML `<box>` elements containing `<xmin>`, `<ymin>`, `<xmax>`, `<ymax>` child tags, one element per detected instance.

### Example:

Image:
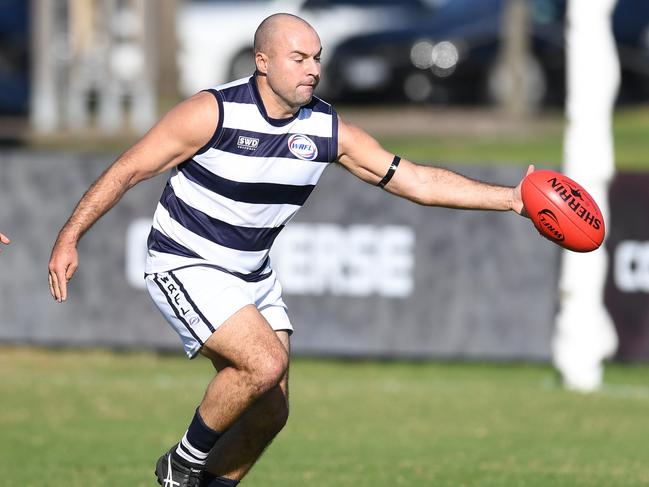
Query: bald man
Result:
<box><xmin>48</xmin><ymin>13</ymin><xmax>532</xmax><ymax>487</ymax></box>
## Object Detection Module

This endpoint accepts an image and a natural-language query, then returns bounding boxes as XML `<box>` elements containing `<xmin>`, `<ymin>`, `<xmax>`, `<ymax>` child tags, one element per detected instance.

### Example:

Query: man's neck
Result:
<box><xmin>255</xmin><ymin>74</ymin><xmax>299</xmax><ymax>120</ymax></box>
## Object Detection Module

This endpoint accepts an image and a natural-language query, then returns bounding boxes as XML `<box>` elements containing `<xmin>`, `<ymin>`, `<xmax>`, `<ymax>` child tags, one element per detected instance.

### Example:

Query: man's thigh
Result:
<box><xmin>199</xmin><ymin>305</ymin><xmax>288</xmax><ymax>372</ymax></box>
<box><xmin>146</xmin><ymin>266</ymin><xmax>292</xmax><ymax>360</ymax></box>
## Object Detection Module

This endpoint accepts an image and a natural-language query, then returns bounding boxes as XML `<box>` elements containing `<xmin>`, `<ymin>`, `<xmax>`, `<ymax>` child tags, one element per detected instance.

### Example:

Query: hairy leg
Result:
<box><xmin>196</xmin><ymin>305</ymin><xmax>288</xmax><ymax>434</ymax></box>
<box><xmin>202</xmin><ymin>331</ymin><xmax>290</xmax><ymax>481</ymax></box>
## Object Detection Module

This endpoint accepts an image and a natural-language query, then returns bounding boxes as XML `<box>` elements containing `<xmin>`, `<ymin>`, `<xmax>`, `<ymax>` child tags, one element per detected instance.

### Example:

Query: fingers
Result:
<box><xmin>48</xmin><ymin>272</ymin><xmax>58</xmax><ymax>301</ymax></box>
<box><xmin>0</xmin><ymin>233</ymin><xmax>9</xmax><ymax>255</ymax></box>
<box><xmin>48</xmin><ymin>268</ymin><xmax>68</xmax><ymax>303</ymax></box>
<box><xmin>516</xmin><ymin>164</ymin><xmax>535</xmax><ymax>217</ymax></box>
<box><xmin>48</xmin><ymin>246</ymin><xmax>78</xmax><ymax>302</ymax></box>
<box><xmin>510</xmin><ymin>163</ymin><xmax>535</xmax><ymax>216</ymax></box>
<box><xmin>65</xmin><ymin>262</ymin><xmax>78</xmax><ymax>281</ymax></box>
<box><xmin>518</xmin><ymin>164</ymin><xmax>536</xmax><ymax>217</ymax></box>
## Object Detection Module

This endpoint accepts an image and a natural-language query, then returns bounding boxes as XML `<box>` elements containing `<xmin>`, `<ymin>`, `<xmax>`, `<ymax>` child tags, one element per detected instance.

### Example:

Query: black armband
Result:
<box><xmin>377</xmin><ymin>155</ymin><xmax>401</xmax><ymax>188</ymax></box>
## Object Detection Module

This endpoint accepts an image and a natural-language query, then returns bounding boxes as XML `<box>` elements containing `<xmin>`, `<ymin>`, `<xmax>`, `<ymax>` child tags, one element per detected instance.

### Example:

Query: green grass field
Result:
<box><xmin>12</xmin><ymin>104</ymin><xmax>649</xmax><ymax>486</ymax></box>
<box><xmin>374</xmin><ymin>105</ymin><xmax>649</xmax><ymax>170</ymax></box>
<box><xmin>2</xmin><ymin>348</ymin><xmax>648</xmax><ymax>486</ymax></box>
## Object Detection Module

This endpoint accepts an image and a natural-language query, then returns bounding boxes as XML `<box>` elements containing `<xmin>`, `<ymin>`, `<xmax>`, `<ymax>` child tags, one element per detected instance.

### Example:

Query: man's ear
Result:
<box><xmin>255</xmin><ymin>52</ymin><xmax>268</xmax><ymax>74</ymax></box>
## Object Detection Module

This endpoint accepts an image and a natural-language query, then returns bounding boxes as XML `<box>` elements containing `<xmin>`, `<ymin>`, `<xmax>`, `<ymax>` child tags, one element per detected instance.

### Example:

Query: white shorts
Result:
<box><xmin>145</xmin><ymin>266</ymin><xmax>292</xmax><ymax>359</ymax></box>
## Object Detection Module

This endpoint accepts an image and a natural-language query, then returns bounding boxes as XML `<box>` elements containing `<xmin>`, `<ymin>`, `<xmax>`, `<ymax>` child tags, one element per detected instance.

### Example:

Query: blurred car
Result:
<box><xmin>325</xmin><ymin>0</ymin><xmax>649</xmax><ymax>107</ymax></box>
<box><xmin>0</xmin><ymin>0</ymin><xmax>29</xmax><ymax>115</ymax></box>
<box><xmin>175</xmin><ymin>0</ymin><xmax>433</xmax><ymax>97</ymax></box>
<box><xmin>612</xmin><ymin>0</ymin><xmax>649</xmax><ymax>103</ymax></box>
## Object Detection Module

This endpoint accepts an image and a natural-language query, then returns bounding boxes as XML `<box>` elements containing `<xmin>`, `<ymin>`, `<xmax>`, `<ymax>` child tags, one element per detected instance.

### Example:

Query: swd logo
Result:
<box><xmin>237</xmin><ymin>135</ymin><xmax>259</xmax><ymax>150</ymax></box>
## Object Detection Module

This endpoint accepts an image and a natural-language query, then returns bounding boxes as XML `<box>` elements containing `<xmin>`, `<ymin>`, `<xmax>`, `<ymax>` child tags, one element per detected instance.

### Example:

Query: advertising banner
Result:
<box><xmin>0</xmin><ymin>151</ymin><xmax>559</xmax><ymax>359</ymax></box>
<box><xmin>605</xmin><ymin>172</ymin><xmax>649</xmax><ymax>361</ymax></box>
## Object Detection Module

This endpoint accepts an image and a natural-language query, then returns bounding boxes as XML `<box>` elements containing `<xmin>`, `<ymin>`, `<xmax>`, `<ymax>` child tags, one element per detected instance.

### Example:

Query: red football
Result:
<box><xmin>521</xmin><ymin>170</ymin><xmax>605</xmax><ymax>252</ymax></box>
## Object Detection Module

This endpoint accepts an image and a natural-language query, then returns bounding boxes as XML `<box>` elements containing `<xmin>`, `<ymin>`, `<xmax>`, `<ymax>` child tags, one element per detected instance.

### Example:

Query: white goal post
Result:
<box><xmin>553</xmin><ymin>0</ymin><xmax>620</xmax><ymax>392</ymax></box>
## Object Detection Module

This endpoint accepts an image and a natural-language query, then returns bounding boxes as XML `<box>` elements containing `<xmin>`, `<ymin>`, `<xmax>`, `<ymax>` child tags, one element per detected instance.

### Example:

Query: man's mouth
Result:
<box><xmin>302</xmin><ymin>78</ymin><xmax>319</xmax><ymax>89</ymax></box>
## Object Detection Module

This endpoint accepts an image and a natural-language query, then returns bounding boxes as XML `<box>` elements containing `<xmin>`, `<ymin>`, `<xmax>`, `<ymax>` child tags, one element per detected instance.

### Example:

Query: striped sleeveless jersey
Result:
<box><xmin>145</xmin><ymin>75</ymin><xmax>338</xmax><ymax>281</ymax></box>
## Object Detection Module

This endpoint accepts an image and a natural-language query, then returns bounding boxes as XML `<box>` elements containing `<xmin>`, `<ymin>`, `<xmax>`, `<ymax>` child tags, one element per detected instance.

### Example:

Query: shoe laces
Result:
<box><xmin>163</xmin><ymin>454</ymin><xmax>180</xmax><ymax>487</ymax></box>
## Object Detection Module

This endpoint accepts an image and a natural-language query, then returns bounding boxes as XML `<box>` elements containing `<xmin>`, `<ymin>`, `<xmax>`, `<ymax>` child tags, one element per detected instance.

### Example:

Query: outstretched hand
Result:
<box><xmin>0</xmin><ymin>232</ymin><xmax>9</xmax><ymax>253</ymax></box>
<box><xmin>512</xmin><ymin>164</ymin><xmax>535</xmax><ymax>216</ymax></box>
<box><xmin>48</xmin><ymin>240</ymin><xmax>79</xmax><ymax>302</ymax></box>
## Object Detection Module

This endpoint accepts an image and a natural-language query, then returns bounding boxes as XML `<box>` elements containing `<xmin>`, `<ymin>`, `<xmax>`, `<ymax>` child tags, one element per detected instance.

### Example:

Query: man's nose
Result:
<box><xmin>306</xmin><ymin>58</ymin><xmax>320</xmax><ymax>76</ymax></box>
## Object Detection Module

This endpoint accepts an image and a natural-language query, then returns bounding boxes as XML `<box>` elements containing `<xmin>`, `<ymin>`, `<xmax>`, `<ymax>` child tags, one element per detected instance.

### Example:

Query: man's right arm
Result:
<box><xmin>48</xmin><ymin>91</ymin><xmax>219</xmax><ymax>302</ymax></box>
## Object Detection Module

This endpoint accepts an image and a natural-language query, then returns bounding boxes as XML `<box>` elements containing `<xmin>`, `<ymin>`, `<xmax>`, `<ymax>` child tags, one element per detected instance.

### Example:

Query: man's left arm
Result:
<box><xmin>336</xmin><ymin>115</ymin><xmax>532</xmax><ymax>215</ymax></box>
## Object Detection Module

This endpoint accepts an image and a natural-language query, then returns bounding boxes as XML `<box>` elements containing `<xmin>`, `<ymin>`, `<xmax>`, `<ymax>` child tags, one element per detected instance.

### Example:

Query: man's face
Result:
<box><xmin>259</xmin><ymin>24</ymin><xmax>322</xmax><ymax>109</ymax></box>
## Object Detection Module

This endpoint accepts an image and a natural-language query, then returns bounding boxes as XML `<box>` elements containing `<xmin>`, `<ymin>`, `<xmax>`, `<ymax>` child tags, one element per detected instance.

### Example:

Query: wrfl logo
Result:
<box><xmin>288</xmin><ymin>134</ymin><xmax>318</xmax><ymax>161</ymax></box>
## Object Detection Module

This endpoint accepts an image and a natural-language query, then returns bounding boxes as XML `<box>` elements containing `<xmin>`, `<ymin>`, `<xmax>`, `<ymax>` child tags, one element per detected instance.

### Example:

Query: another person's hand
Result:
<box><xmin>48</xmin><ymin>240</ymin><xmax>78</xmax><ymax>302</ymax></box>
<box><xmin>0</xmin><ymin>232</ymin><xmax>10</xmax><ymax>253</ymax></box>
<box><xmin>512</xmin><ymin>164</ymin><xmax>535</xmax><ymax>217</ymax></box>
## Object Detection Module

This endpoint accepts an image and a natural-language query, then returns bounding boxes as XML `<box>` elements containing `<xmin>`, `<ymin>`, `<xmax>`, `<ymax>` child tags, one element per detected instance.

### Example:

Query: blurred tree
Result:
<box><xmin>500</xmin><ymin>0</ymin><xmax>532</xmax><ymax>117</ymax></box>
<box><xmin>31</xmin><ymin>0</ymin><xmax>59</xmax><ymax>133</ymax></box>
<box><xmin>153</xmin><ymin>0</ymin><xmax>180</xmax><ymax>105</ymax></box>
<box><xmin>30</xmin><ymin>0</ymin><xmax>161</xmax><ymax>135</ymax></box>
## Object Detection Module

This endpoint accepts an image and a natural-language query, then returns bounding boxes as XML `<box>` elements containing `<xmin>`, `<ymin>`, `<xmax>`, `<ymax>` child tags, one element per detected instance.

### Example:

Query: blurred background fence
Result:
<box><xmin>1</xmin><ymin>0</ymin><xmax>649</xmax><ymax>362</ymax></box>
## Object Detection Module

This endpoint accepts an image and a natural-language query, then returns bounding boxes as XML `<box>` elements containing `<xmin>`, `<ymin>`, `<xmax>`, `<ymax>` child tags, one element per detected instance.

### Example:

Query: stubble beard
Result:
<box><xmin>294</xmin><ymin>80</ymin><xmax>318</xmax><ymax>107</ymax></box>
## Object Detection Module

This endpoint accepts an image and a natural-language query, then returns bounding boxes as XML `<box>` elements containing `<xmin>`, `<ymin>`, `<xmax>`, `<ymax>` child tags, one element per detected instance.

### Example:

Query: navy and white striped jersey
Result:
<box><xmin>145</xmin><ymin>75</ymin><xmax>338</xmax><ymax>281</ymax></box>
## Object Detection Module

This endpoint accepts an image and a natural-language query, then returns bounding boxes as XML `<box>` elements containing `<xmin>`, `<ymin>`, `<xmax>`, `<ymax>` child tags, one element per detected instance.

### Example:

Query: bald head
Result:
<box><xmin>254</xmin><ymin>13</ymin><xmax>317</xmax><ymax>54</ymax></box>
<box><xmin>253</xmin><ymin>13</ymin><xmax>322</xmax><ymax>115</ymax></box>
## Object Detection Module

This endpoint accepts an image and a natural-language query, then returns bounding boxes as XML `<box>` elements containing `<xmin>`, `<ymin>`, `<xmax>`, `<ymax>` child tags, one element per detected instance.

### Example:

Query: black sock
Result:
<box><xmin>174</xmin><ymin>408</ymin><xmax>221</xmax><ymax>467</ymax></box>
<box><xmin>202</xmin><ymin>472</ymin><xmax>240</xmax><ymax>486</ymax></box>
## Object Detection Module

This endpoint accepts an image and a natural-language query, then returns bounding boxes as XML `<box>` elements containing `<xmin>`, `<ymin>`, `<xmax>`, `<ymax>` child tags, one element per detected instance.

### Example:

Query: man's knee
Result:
<box><xmin>248</xmin><ymin>347</ymin><xmax>288</xmax><ymax>396</ymax></box>
<box><xmin>201</xmin><ymin>305</ymin><xmax>289</xmax><ymax>396</ymax></box>
<box><xmin>219</xmin><ymin>339</ymin><xmax>288</xmax><ymax>398</ymax></box>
